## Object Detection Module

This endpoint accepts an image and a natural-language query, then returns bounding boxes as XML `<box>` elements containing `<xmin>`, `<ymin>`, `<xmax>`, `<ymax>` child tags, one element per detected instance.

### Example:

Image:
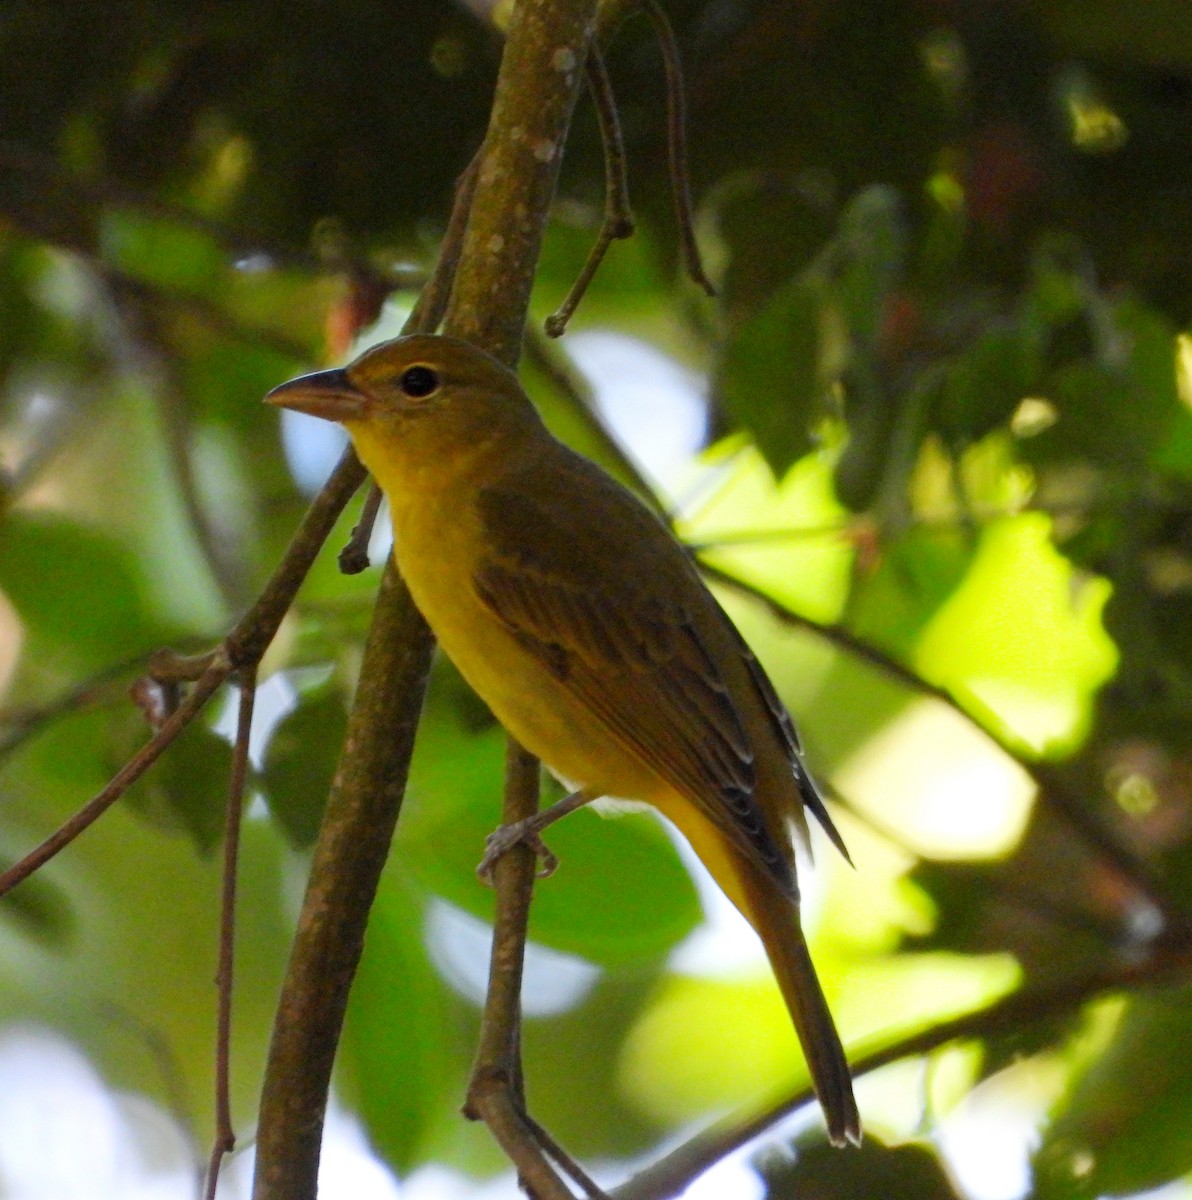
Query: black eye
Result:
<box><xmin>399</xmin><ymin>365</ymin><xmax>439</xmax><ymax>398</ymax></box>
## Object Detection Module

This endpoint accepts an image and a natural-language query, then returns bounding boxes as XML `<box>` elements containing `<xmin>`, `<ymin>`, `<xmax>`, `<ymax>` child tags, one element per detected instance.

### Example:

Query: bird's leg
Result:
<box><xmin>477</xmin><ymin>786</ymin><xmax>601</xmax><ymax>883</ymax></box>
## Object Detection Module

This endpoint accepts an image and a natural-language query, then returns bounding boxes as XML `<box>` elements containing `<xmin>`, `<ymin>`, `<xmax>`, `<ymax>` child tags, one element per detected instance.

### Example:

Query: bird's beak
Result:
<box><xmin>264</xmin><ymin>368</ymin><xmax>368</xmax><ymax>423</ymax></box>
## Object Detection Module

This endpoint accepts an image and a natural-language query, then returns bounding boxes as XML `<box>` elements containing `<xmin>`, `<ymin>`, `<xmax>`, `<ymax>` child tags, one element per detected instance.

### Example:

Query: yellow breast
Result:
<box><xmin>379</xmin><ymin>475</ymin><xmax>660</xmax><ymax>804</ymax></box>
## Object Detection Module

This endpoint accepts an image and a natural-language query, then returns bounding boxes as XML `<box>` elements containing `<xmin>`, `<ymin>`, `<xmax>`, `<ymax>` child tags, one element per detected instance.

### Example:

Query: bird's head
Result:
<box><xmin>265</xmin><ymin>334</ymin><xmax>543</xmax><ymax>493</ymax></box>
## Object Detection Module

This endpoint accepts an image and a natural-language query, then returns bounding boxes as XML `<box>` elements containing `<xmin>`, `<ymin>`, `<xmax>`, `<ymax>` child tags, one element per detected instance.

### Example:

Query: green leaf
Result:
<box><xmin>399</xmin><ymin>664</ymin><xmax>702</xmax><ymax>967</ymax></box>
<box><xmin>716</xmin><ymin>274</ymin><xmax>824</xmax><ymax>477</ymax></box>
<box><xmin>938</xmin><ymin>322</ymin><xmax>1041</xmax><ymax>443</ymax></box>
<box><xmin>123</xmin><ymin>720</ymin><xmax>234</xmax><ymax>854</ymax></box>
<box><xmin>260</xmin><ymin>681</ymin><xmax>347</xmax><ymax>848</ymax></box>
<box><xmin>340</xmin><ymin>877</ymin><xmax>466</xmax><ymax>1173</ymax></box>
<box><xmin>0</xmin><ymin>511</ymin><xmax>175</xmax><ymax>673</ymax></box>
<box><xmin>1034</xmin><ymin>986</ymin><xmax>1192</xmax><ymax>1199</ymax></box>
<box><xmin>1025</xmin><ymin>298</ymin><xmax>1178</xmax><ymax>472</ymax></box>
<box><xmin>832</xmin><ymin>184</ymin><xmax>906</xmax><ymax>349</ymax></box>
<box><xmin>713</xmin><ymin>172</ymin><xmax>836</xmax><ymax>318</ymax></box>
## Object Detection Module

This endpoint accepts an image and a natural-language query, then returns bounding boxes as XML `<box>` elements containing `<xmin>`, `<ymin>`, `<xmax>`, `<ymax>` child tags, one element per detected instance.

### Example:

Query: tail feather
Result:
<box><xmin>653</xmin><ymin>789</ymin><xmax>860</xmax><ymax>1144</ymax></box>
<box><xmin>746</xmin><ymin>876</ymin><xmax>861</xmax><ymax>1147</ymax></box>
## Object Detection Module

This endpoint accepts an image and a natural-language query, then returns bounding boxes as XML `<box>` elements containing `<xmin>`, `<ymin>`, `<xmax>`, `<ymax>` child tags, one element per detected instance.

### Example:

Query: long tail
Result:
<box><xmin>743</xmin><ymin>873</ymin><xmax>861</xmax><ymax>1147</ymax></box>
<box><xmin>653</xmin><ymin>793</ymin><xmax>860</xmax><ymax>1144</ymax></box>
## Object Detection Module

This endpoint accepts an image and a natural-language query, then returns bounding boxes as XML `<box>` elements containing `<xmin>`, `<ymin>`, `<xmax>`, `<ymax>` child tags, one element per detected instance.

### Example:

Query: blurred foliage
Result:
<box><xmin>2</xmin><ymin>0</ymin><xmax>1192</xmax><ymax>1197</ymax></box>
<box><xmin>755</xmin><ymin>1134</ymin><xmax>965</xmax><ymax>1200</ymax></box>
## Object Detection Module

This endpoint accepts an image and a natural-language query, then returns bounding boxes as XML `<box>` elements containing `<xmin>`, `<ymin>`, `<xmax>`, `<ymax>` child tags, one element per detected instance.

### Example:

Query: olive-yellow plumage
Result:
<box><xmin>266</xmin><ymin>333</ymin><xmax>860</xmax><ymax>1145</ymax></box>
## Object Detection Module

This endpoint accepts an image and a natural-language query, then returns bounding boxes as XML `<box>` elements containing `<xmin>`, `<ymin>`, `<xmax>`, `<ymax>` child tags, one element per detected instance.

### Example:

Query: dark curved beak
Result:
<box><xmin>264</xmin><ymin>368</ymin><xmax>368</xmax><ymax>422</ymax></box>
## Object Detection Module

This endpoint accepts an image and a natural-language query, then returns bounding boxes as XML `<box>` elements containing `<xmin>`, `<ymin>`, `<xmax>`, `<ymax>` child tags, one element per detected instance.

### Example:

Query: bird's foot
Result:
<box><xmin>477</xmin><ymin>819</ymin><xmax>559</xmax><ymax>884</ymax></box>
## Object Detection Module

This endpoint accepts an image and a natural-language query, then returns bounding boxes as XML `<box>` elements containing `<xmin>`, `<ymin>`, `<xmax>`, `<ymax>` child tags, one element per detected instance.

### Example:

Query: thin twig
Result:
<box><xmin>0</xmin><ymin>448</ymin><xmax>366</xmax><ymax>899</ymax></box>
<box><xmin>699</xmin><ymin>558</ymin><xmax>1192</xmax><ymax>942</ymax></box>
<box><xmin>612</xmin><ymin>946</ymin><xmax>1192</xmax><ymax>1200</ymax></box>
<box><xmin>638</xmin><ymin>0</ymin><xmax>715</xmax><ymax>296</ymax></box>
<box><xmin>204</xmin><ymin>668</ymin><xmax>257</xmax><ymax>1200</ymax></box>
<box><xmin>464</xmin><ymin>741</ymin><xmax>580</xmax><ymax>1200</ymax></box>
<box><xmin>148</xmin><ymin>647</ymin><xmax>222</xmax><ymax>684</ymax></box>
<box><xmin>0</xmin><ymin>660</ymin><xmax>228</xmax><ymax>899</ymax></box>
<box><xmin>337</xmin><ymin>483</ymin><xmax>384</xmax><ymax>575</ymax></box>
<box><xmin>545</xmin><ymin>46</ymin><xmax>635</xmax><ymax>337</ymax></box>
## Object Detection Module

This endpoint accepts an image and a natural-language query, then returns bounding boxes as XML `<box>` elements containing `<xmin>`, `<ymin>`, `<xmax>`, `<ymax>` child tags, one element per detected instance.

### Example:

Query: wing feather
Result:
<box><xmin>473</xmin><ymin>469</ymin><xmax>795</xmax><ymax>892</ymax></box>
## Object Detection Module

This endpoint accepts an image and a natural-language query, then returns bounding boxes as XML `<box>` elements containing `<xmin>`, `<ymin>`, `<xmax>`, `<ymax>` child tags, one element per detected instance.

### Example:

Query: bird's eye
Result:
<box><xmin>398</xmin><ymin>365</ymin><xmax>439</xmax><ymax>399</ymax></box>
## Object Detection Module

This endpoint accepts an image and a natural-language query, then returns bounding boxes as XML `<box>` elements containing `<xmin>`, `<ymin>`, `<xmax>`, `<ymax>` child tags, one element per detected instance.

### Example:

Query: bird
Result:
<box><xmin>265</xmin><ymin>333</ymin><xmax>861</xmax><ymax>1146</ymax></box>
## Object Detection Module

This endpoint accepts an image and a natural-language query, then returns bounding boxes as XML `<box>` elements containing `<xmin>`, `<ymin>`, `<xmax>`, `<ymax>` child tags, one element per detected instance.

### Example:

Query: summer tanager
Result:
<box><xmin>266</xmin><ymin>334</ymin><xmax>860</xmax><ymax>1145</ymax></box>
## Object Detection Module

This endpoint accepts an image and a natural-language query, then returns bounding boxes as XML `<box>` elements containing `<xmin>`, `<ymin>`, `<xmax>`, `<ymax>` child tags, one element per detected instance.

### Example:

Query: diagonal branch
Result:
<box><xmin>613</xmin><ymin>945</ymin><xmax>1192</xmax><ymax>1200</ymax></box>
<box><xmin>699</xmin><ymin>559</ymin><xmax>1192</xmax><ymax>941</ymax></box>
<box><xmin>0</xmin><ymin>446</ymin><xmax>366</xmax><ymax>898</ymax></box>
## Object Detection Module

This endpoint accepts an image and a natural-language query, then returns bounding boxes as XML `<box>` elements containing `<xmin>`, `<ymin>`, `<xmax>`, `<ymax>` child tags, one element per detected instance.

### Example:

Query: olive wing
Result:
<box><xmin>474</xmin><ymin>458</ymin><xmax>796</xmax><ymax>895</ymax></box>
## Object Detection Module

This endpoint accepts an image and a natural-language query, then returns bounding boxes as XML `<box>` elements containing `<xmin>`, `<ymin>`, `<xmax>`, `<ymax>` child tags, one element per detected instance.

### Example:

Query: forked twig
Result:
<box><xmin>546</xmin><ymin>46</ymin><xmax>635</xmax><ymax>338</ymax></box>
<box><xmin>0</xmin><ymin>662</ymin><xmax>228</xmax><ymax>899</ymax></box>
<box><xmin>464</xmin><ymin>740</ymin><xmax>603</xmax><ymax>1199</ymax></box>
<box><xmin>0</xmin><ymin>446</ymin><xmax>368</xmax><ymax>897</ymax></box>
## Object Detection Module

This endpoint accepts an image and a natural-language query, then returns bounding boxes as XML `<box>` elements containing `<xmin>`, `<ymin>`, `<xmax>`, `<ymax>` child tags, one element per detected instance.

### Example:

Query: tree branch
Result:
<box><xmin>251</xmin><ymin>564</ymin><xmax>435</xmax><ymax>1200</ymax></box>
<box><xmin>205</xmin><ymin>667</ymin><xmax>257</xmax><ymax>1200</ymax></box>
<box><xmin>252</xmin><ymin>1</ymin><xmax>600</xmax><ymax>1194</ymax></box>
<box><xmin>443</xmin><ymin>0</ymin><xmax>598</xmax><ymax>361</ymax></box>
<box><xmin>463</xmin><ymin>742</ymin><xmax>594</xmax><ymax>1199</ymax></box>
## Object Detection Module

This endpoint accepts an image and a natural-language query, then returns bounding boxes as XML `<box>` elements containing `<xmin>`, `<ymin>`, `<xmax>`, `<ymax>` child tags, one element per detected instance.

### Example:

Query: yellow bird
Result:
<box><xmin>266</xmin><ymin>334</ymin><xmax>860</xmax><ymax>1146</ymax></box>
